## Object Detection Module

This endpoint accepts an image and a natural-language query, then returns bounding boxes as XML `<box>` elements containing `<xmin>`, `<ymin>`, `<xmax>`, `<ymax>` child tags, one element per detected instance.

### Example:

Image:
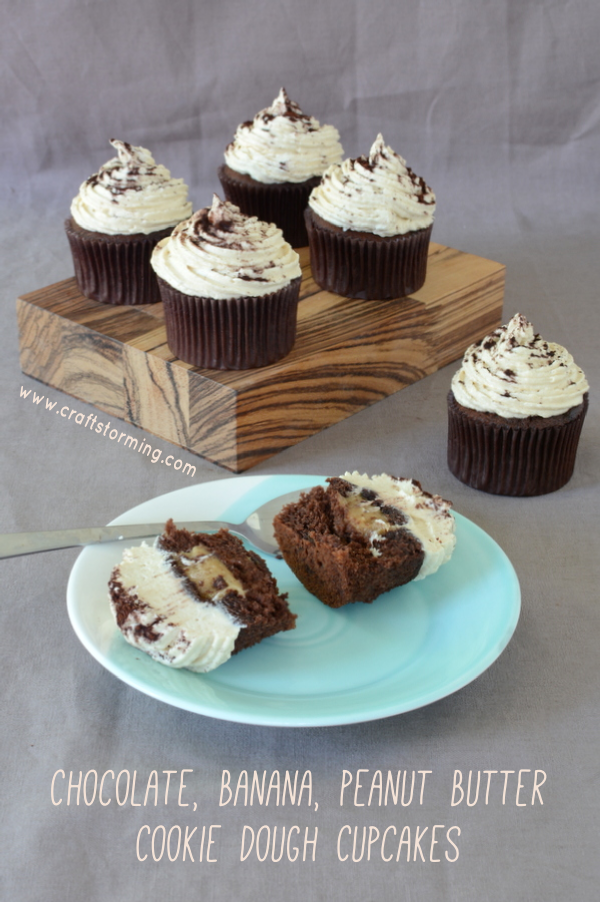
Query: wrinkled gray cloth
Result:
<box><xmin>1</xmin><ymin>2</ymin><xmax>599</xmax><ymax>900</ymax></box>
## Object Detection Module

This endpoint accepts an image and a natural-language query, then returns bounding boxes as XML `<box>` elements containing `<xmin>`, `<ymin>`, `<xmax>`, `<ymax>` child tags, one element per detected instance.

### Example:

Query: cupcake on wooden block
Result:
<box><xmin>66</xmin><ymin>140</ymin><xmax>192</xmax><ymax>305</ymax></box>
<box><xmin>151</xmin><ymin>195</ymin><xmax>302</xmax><ymax>370</ymax></box>
<box><xmin>448</xmin><ymin>314</ymin><xmax>589</xmax><ymax>496</ymax></box>
<box><xmin>218</xmin><ymin>88</ymin><xmax>343</xmax><ymax>247</ymax></box>
<box><xmin>305</xmin><ymin>134</ymin><xmax>435</xmax><ymax>300</ymax></box>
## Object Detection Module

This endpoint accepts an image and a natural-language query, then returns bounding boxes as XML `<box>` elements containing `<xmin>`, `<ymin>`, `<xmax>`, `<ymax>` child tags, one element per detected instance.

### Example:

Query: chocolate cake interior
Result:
<box><xmin>158</xmin><ymin>520</ymin><xmax>296</xmax><ymax>653</ymax></box>
<box><xmin>273</xmin><ymin>479</ymin><xmax>424</xmax><ymax>608</ymax></box>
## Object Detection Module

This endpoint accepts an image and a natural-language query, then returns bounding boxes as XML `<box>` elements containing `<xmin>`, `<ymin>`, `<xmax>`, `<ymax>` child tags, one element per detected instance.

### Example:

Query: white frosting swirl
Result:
<box><xmin>151</xmin><ymin>195</ymin><xmax>301</xmax><ymax>299</ymax></box>
<box><xmin>341</xmin><ymin>472</ymin><xmax>456</xmax><ymax>580</ymax></box>
<box><xmin>110</xmin><ymin>542</ymin><xmax>241</xmax><ymax>673</ymax></box>
<box><xmin>308</xmin><ymin>134</ymin><xmax>435</xmax><ymax>237</ymax></box>
<box><xmin>224</xmin><ymin>88</ymin><xmax>343</xmax><ymax>184</ymax></box>
<box><xmin>70</xmin><ymin>139</ymin><xmax>192</xmax><ymax>235</ymax></box>
<box><xmin>451</xmin><ymin>313</ymin><xmax>589</xmax><ymax>418</ymax></box>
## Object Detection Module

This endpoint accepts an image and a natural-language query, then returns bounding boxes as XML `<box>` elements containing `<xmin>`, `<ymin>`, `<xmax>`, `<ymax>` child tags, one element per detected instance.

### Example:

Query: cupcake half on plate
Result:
<box><xmin>273</xmin><ymin>473</ymin><xmax>456</xmax><ymax>607</ymax></box>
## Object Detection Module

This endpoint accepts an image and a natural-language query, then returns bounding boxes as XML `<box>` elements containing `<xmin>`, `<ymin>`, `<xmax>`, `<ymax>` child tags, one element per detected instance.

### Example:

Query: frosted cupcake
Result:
<box><xmin>448</xmin><ymin>314</ymin><xmax>589</xmax><ymax>496</ymax></box>
<box><xmin>218</xmin><ymin>88</ymin><xmax>343</xmax><ymax>247</ymax></box>
<box><xmin>151</xmin><ymin>196</ymin><xmax>302</xmax><ymax>369</ymax></box>
<box><xmin>305</xmin><ymin>134</ymin><xmax>435</xmax><ymax>300</ymax></box>
<box><xmin>66</xmin><ymin>140</ymin><xmax>192</xmax><ymax>305</ymax></box>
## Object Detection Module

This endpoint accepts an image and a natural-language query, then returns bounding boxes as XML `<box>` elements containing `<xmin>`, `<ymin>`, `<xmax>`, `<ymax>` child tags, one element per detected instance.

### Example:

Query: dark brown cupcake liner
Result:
<box><xmin>304</xmin><ymin>208</ymin><xmax>433</xmax><ymax>300</ymax></box>
<box><xmin>65</xmin><ymin>218</ymin><xmax>172</xmax><ymax>305</ymax></box>
<box><xmin>447</xmin><ymin>390</ymin><xmax>589</xmax><ymax>496</ymax></box>
<box><xmin>157</xmin><ymin>276</ymin><xmax>302</xmax><ymax>370</ymax></box>
<box><xmin>218</xmin><ymin>165</ymin><xmax>319</xmax><ymax>248</ymax></box>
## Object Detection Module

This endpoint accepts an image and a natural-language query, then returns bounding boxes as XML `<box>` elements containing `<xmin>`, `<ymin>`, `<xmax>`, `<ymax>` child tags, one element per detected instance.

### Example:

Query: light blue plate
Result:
<box><xmin>67</xmin><ymin>474</ymin><xmax>520</xmax><ymax>727</ymax></box>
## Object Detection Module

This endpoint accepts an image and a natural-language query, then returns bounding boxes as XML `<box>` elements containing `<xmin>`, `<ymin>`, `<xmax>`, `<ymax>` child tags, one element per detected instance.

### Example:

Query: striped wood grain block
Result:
<box><xmin>17</xmin><ymin>244</ymin><xmax>505</xmax><ymax>472</ymax></box>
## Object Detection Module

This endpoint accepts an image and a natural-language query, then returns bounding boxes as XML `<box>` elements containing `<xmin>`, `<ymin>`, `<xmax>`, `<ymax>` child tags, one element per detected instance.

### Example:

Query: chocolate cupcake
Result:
<box><xmin>448</xmin><ymin>314</ymin><xmax>589</xmax><ymax>496</ymax></box>
<box><xmin>66</xmin><ymin>140</ymin><xmax>192</xmax><ymax>305</ymax></box>
<box><xmin>218</xmin><ymin>88</ymin><xmax>343</xmax><ymax>247</ymax></box>
<box><xmin>305</xmin><ymin>134</ymin><xmax>435</xmax><ymax>300</ymax></box>
<box><xmin>273</xmin><ymin>473</ymin><xmax>456</xmax><ymax>608</ymax></box>
<box><xmin>151</xmin><ymin>196</ymin><xmax>302</xmax><ymax>370</ymax></box>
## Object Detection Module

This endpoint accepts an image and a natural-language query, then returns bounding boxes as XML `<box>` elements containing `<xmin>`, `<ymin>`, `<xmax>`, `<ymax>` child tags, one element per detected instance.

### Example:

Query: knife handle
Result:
<box><xmin>0</xmin><ymin>521</ymin><xmax>230</xmax><ymax>559</ymax></box>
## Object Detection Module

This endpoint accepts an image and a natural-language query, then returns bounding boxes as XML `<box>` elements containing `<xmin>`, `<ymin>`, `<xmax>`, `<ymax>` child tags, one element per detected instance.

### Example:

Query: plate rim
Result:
<box><xmin>66</xmin><ymin>474</ymin><xmax>521</xmax><ymax>728</ymax></box>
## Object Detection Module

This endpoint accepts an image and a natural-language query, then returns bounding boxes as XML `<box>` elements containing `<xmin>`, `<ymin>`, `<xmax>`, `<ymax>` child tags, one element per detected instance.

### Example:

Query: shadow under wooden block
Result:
<box><xmin>17</xmin><ymin>243</ymin><xmax>505</xmax><ymax>472</ymax></box>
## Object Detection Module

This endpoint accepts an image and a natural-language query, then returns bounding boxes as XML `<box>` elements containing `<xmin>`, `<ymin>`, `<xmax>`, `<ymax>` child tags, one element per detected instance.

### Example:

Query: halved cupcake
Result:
<box><xmin>273</xmin><ymin>473</ymin><xmax>455</xmax><ymax>607</ymax></box>
<box><xmin>109</xmin><ymin>520</ymin><xmax>296</xmax><ymax>672</ymax></box>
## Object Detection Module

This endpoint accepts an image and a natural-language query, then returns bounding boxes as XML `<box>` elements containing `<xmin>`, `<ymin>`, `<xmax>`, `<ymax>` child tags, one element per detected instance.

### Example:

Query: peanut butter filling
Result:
<box><xmin>177</xmin><ymin>542</ymin><xmax>246</xmax><ymax>601</ymax></box>
<box><xmin>336</xmin><ymin>489</ymin><xmax>394</xmax><ymax>544</ymax></box>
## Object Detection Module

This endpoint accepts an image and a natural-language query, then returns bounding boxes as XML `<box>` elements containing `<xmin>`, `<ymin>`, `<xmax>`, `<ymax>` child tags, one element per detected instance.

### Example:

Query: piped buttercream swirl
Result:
<box><xmin>308</xmin><ymin>134</ymin><xmax>435</xmax><ymax>237</ymax></box>
<box><xmin>109</xmin><ymin>542</ymin><xmax>241</xmax><ymax>672</ymax></box>
<box><xmin>151</xmin><ymin>195</ymin><xmax>301</xmax><ymax>299</ymax></box>
<box><xmin>224</xmin><ymin>88</ymin><xmax>343</xmax><ymax>184</ymax></box>
<box><xmin>70</xmin><ymin>140</ymin><xmax>192</xmax><ymax>235</ymax></box>
<box><xmin>451</xmin><ymin>313</ymin><xmax>589</xmax><ymax>418</ymax></box>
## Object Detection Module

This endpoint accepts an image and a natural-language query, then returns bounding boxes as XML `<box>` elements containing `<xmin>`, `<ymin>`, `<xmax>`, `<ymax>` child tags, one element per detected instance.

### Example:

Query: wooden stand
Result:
<box><xmin>17</xmin><ymin>245</ymin><xmax>505</xmax><ymax>472</ymax></box>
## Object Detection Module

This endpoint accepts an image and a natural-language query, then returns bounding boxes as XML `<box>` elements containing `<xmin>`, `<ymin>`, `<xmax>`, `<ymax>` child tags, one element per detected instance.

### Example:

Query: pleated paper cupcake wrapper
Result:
<box><xmin>447</xmin><ymin>391</ymin><xmax>589</xmax><ymax>496</ymax></box>
<box><xmin>65</xmin><ymin>220</ymin><xmax>171</xmax><ymax>305</ymax></box>
<box><xmin>157</xmin><ymin>276</ymin><xmax>302</xmax><ymax>370</ymax></box>
<box><xmin>218</xmin><ymin>167</ymin><xmax>319</xmax><ymax>248</ymax></box>
<box><xmin>304</xmin><ymin>211</ymin><xmax>432</xmax><ymax>300</ymax></box>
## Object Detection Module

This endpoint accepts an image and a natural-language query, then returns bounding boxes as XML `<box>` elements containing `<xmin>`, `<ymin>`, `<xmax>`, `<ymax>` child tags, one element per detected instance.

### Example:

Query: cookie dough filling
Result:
<box><xmin>176</xmin><ymin>542</ymin><xmax>247</xmax><ymax>601</ymax></box>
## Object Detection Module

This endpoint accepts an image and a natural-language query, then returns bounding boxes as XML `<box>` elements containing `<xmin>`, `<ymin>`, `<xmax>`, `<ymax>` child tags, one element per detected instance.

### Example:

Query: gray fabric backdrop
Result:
<box><xmin>2</xmin><ymin>1</ymin><xmax>599</xmax><ymax>900</ymax></box>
